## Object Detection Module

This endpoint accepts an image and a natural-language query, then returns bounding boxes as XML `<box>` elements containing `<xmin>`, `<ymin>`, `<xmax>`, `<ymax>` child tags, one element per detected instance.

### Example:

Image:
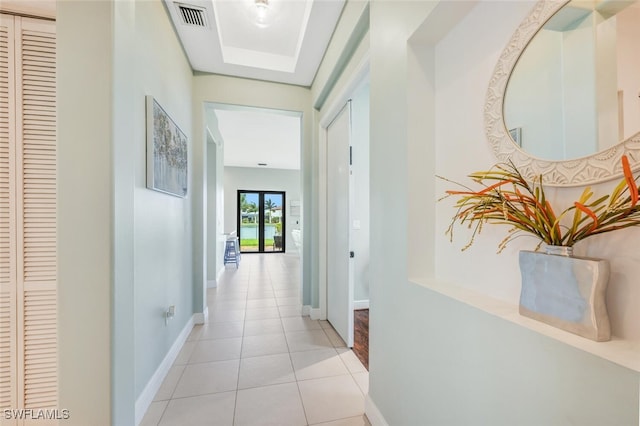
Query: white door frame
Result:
<box><xmin>318</xmin><ymin>53</ymin><xmax>370</xmax><ymax>322</ymax></box>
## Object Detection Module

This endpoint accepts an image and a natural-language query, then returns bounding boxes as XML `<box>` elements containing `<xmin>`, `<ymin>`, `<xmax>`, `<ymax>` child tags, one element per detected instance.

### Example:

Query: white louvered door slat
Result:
<box><xmin>0</xmin><ymin>13</ymin><xmax>18</xmax><ymax>425</ymax></box>
<box><xmin>15</xmin><ymin>17</ymin><xmax>57</xmax><ymax>423</ymax></box>
<box><xmin>0</xmin><ymin>13</ymin><xmax>56</xmax><ymax>425</ymax></box>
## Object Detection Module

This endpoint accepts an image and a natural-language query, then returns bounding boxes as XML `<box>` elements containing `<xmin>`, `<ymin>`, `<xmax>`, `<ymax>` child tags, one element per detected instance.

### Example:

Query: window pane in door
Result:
<box><xmin>239</xmin><ymin>192</ymin><xmax>260</xmax><ymax>252</ymax></box>
<box><xmin>264</xmin><ymin>193</ymin><xmax>284</xmax><ymax>253</ymax></box>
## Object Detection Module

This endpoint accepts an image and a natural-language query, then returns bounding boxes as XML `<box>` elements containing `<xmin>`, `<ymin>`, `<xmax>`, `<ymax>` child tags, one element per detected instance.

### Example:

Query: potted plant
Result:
<box><xmin>440</xmin><ymin>155</ymin><xmax>640</xmax><ymax>341</ymax></box>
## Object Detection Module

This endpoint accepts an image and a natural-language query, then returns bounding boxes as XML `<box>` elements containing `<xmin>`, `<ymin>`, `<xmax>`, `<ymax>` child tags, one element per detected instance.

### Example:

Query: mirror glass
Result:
<box><xmin>504</xmin><ymin>0</ymin><xmax>640</xmax><ymax>161</ymax></box>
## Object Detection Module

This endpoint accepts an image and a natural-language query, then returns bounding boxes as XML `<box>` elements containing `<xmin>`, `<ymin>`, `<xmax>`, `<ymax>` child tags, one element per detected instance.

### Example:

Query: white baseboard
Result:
<box><xmin>354</xmin><ymin>299</ymin><xmax>369</xmax><ymax>310</ymax></box>
<box><xmin>207</xmin><ymin>279</ymin><xmax>217</xmax><ymax>288</ymax></box>
<box><xmin>135</xmin><ymin>315</ymin><xmax>195</xmax><ymax>425</ymax></box>
<box><xmin>310</xmin><ymin>308</ymin><xmax>322</xmax><ymax>320</ymax></box>
<box><xmin>365</xmin><ymin>395</ymin><xmax>389</xmax><ymax>426</ymax></box>
<box><xmin>194</xmin><ymin>307</ymin><xmax>208</xmax><ymax>324</ymax></box>
<box><xmin>301</xmin><ymin>305</ymin><xmax>311</xmax><ymax>316</ymax></box>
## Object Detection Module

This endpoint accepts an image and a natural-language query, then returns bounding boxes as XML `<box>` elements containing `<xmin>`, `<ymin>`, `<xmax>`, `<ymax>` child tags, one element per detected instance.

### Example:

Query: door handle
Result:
<box><xmin>350</xmin><ymin>251</ymin><xmax>355</xmax><ymax>258</ymax></box>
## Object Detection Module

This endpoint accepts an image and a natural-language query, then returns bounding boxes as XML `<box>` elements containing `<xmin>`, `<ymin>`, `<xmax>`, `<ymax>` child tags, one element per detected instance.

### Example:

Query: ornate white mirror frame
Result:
<box><xmin>484</xmin><ymin>0</ymin><xmax>640</xmax><ymax>187</ymax></box>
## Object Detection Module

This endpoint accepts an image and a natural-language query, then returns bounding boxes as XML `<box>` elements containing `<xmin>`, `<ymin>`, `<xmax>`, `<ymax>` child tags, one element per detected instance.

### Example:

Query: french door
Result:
<box><xmin>237</xmin><ymin>191</ymin><xmax>285</xmax><ymax>253</ymax></box>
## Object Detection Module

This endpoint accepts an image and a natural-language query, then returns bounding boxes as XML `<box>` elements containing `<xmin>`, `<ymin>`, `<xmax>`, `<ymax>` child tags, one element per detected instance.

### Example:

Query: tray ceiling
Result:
<box><xmin>164</xmin><ymin>0</ymin><xmax>345</xmax><ymax>86</ymax></box>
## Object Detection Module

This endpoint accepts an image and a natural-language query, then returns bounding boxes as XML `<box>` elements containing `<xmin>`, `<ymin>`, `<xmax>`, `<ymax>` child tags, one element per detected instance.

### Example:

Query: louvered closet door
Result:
<box><xmin>15</xmin><ymin>16</ymin><xmax>57</xmax><ymax>421</ymax></box>
<box><xmin>1</xmin><ymin>13</ymin><xmax>18</xmax><ymax>421</ymax></box>
<box><xmin>0</xmin><ymin>13</ymin><xmax>56</xmax><ymax>425</ymax></box>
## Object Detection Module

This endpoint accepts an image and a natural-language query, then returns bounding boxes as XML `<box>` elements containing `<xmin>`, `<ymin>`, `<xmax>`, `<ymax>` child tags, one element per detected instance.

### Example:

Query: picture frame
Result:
<box><xmin>146</xmin><ymin>96</ymin><xmax>188</xmax><ymax>197</ymax></box>
<box><xmin>509</xmin><ymin>127</ymin><xmax>522</xmax><ymax>147</ymax></box>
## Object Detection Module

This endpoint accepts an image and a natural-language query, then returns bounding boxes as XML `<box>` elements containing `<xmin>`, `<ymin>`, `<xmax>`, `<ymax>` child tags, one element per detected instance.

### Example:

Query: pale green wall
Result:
<box><xmin>58</xmin><ymin>1</ymin><xmax>194</xmax><ymax>424</ymax></box>
<box><xmin>129</xmin><ymin>0</ymin><xmax>194</xmax><ymax>401</ymax></box>
<box><xmin>350</xmin><ymin>83</ymin><xmax>370</xmax><ymax>302</ymax></box>
<box><xmin>366</xmin><ymin>1</ymin><xmax>640</xmax><ymax>424</ymax></box>
<box><xmin>310</xmin><ymin>0</ymin><xmax>370</xmax><ymax>313</ymax></box>
<box><xmin>112</xmin><ymin>2</ymin><xmax>136</xmax><ymax>423</ymax></box>
<box><xmin>372</xmin><ymin>284</ymin><xmax>639</xmax><ymax>425</ymax></box>
<box><xmin>312</xmin><ymin>0</ymin><xmax>369</xmax><ymax>110</ymax></box>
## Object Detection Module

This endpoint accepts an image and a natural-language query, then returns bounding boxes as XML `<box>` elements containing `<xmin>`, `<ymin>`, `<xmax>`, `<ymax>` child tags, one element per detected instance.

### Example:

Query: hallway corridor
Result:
<box><xmin>141</xmin><ymin>254</ymin><xmax>369</xmax><ymax>426</ymax></box>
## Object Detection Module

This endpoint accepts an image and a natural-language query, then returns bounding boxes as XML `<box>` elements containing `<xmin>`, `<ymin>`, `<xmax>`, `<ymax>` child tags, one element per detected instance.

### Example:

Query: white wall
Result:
<box><xmin>617</xmin><ymin>6</ymin><xmax>640</xmax><ymax>140</ymax></box>
<box><xmin>58</xmin><ymin>1</ymin><xmax>114</xmax><ymax>422</ymax></box>
<box><xmin>206</xmin><ymin>110</ymin><xmax>225</xmax><ymax>284</ymax></box>
<box><xmin>58</xmin><ymin>1</ymin><xmax>194</xmax><ymax>424</ymax></box>
<box><xmin>224</xmin><ymin>167</ymin><xmax>301</xmax><ymax>254</ymax></box>
<box><xmin>366</xmin><ymin>0</ymin><xmax>640</xmax><ymax>424</ymax></box>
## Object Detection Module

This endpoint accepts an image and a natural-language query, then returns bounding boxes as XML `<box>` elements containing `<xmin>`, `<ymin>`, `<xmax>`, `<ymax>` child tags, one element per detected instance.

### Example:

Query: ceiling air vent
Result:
<box><xmin>175</xmin><ymin>3</ymin><xmax>208</xmax><ymax>28</ymax></box>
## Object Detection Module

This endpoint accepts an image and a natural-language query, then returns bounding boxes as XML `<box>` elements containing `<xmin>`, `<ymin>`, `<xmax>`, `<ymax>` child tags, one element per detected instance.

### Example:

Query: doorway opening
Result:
<box><xmin>237</xmin><ymin>190</ymin><xmax>286</xmax><ymax>253</ymax></box>
<box><xmin>203</xmin><ymin>103</ymin><xmax>302</xmax><ymax>286</ymax></box>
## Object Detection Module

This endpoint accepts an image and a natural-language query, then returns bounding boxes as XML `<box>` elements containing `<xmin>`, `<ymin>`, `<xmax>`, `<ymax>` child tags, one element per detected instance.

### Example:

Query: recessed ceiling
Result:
<box><xmin>164</xmin><ymin>0</ymin><xmax>345</xmax><ymax>86</ymax></box>
<box><xmin>207</xmin><ymin>106</ymin><xmax>301</xmax><ymax>170</ymax></box>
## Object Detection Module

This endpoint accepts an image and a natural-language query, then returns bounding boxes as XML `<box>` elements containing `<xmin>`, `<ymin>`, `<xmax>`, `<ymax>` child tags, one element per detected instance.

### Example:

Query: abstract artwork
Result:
<box><xmin>146</xmin><ymin>96</ymin><xmax>188</xmax><ymax>197</ymax></box>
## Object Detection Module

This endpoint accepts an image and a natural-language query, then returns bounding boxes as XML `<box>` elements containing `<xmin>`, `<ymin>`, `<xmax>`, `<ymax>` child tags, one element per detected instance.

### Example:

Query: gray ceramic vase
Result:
<box><xmin>518</xmin><ymin>247</ymin><xmax>611</xmax><ymax>342</ymax></box>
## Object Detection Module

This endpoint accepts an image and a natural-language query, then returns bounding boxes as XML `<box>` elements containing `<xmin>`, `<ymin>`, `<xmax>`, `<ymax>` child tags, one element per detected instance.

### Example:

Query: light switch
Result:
<box><xmin>353</xmin><ymin>220</ymin><xmax>361</xmax><ymax>230</ymax></box>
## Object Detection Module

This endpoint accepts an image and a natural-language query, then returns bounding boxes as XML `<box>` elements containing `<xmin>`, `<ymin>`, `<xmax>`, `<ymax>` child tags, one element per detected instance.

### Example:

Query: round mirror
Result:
<box><xmin>485</xmin><ymin>0</ymin><xmax>640</xmax><ymax>186</ymax></box>
<box><xmin>505</xmin><ymin>0</ymin><xmax>640</xmax><ymax>161</ymax></box>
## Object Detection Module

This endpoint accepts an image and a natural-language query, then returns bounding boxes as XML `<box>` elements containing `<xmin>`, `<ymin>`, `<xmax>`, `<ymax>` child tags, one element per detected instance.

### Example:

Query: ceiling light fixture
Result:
<box><xmin>254</xmin><ymin>0</ymin><xmax>271</xmax><ymax>27</ymax></box>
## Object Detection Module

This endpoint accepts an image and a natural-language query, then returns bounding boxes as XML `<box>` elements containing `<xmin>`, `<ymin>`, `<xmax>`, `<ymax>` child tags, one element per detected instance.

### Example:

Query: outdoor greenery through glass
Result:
<box><xmin>440</xmin><ymin>155</ymin><xmax>640</xmax><ymax>252</ymax></box>
<box><xmin>240</xmin><ymin>192</ymin><xmax>282</xmax><ymax>248</ymax></box>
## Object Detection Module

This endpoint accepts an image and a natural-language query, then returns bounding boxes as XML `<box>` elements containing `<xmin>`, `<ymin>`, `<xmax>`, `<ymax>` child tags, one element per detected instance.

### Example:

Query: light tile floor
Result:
<box><xmin>141</xmin><ymin>253</ymin><xmax>370</xmax><ymax>426</ymax></box>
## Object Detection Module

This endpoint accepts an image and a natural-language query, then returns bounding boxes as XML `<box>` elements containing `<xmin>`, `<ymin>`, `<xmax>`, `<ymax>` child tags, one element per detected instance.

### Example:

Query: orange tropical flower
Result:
<box><xmin>441</xmin><ymin>156</ymin><xmax>640</xmax><ymax>252</ymax></box>
<box><xmin>622</xmin><ymin>154</ymin><xmax>638</xmax><ymax>207</ymax></box>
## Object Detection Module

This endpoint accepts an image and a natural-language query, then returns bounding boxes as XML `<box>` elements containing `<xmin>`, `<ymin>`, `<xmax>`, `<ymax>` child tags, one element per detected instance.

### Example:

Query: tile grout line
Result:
<box><xmin>268</xmin><ymin>259</ymin><xmax>312</xmax><ymax>426</ymax></box>
<box><xmin>321</xmin><ymin>323</ymin><xmax>370</xmax><ymax>399</ymax></box>
<box><xmin>284</xmin><ymin>307</ymin><xmax>311</xmax><ymax>426</ymax></box>
<box><xmin>231</xmin><ymin>264</ymin><xmax>254</xmax><ymax>426</ymax></box>
<box><xmin>152</xmin><ymin>399</ymin><xmax>170</xmax><ymax>426</ymax></box>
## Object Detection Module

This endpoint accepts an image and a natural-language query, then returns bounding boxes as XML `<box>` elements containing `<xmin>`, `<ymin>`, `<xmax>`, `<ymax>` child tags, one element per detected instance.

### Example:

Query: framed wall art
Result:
<box><xmin>146</xmin><ymin>95</ymin><xmax>188</xmax><ymax>197</ymax></box>
<box><xmin>509</xmin><ymin>127</ymin><xmax>522</xmax><ymax>147</ymax></box>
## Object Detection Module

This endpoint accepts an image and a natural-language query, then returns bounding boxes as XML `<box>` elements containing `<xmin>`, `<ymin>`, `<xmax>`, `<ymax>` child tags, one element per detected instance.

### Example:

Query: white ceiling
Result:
<box><xmin>165</xmin><ymin>1</ymin><xmax>343</xmax><ymax>170</ymax></box>
<box><xmin>164</xmin><ymin>0</ymin><xmax>345</xmax><ymax>86</ymax></box>
<box><xmin>209</xmin><ymin>107</ymin><xmax>301</xmax><ymax>170</ymax></box>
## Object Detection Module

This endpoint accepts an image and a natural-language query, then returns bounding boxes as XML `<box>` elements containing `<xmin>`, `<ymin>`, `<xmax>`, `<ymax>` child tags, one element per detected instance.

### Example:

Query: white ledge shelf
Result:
<box><xmin>410</xmin><ymin>278</ymin><xmax>640</xmax><ymax>373</ymax></box>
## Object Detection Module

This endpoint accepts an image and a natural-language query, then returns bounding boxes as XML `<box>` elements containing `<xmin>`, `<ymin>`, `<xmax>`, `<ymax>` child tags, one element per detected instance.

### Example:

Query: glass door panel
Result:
<box><xmin>239</xmin><ymin>192</ymin><xmax>260</xmax><ymax>252</ymax></box>
<box><xmin>264</xmin><ymin>192</ymin><xmax>284</xmax><ymax>253</ymax></box>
